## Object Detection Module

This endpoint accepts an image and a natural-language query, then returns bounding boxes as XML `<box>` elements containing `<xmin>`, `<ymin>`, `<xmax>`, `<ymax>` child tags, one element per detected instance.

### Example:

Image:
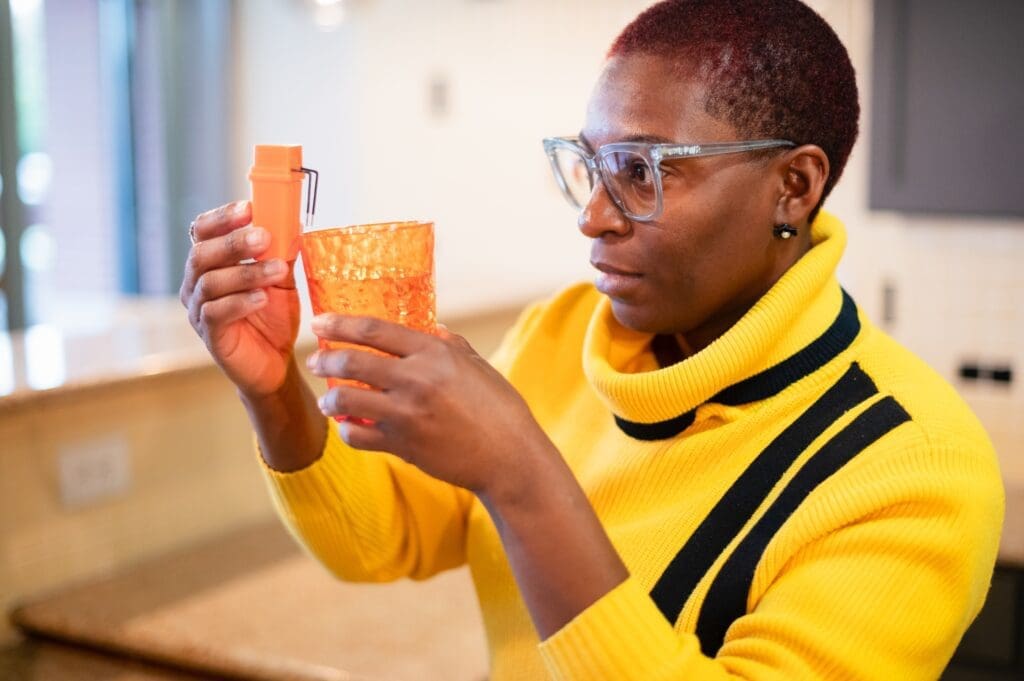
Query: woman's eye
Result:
<box><xmin>630</xmin><ymin>161</ymin><xmax>651</xmax><ymax>184</ymax></box>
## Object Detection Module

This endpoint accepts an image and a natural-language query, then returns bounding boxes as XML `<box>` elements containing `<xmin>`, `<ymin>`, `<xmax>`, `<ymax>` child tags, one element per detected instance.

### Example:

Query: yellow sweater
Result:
<box><xmin>260</xmin><ymin>212</ymin><xmax>1004</xmax><ymax>680</ymax></box>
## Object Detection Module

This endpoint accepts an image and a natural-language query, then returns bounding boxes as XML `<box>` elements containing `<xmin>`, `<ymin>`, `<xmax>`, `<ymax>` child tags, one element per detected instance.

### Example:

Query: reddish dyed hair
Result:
<box><xmin>609</xmin><ymin>0</ymin><xmax>859</xmax><ymax>218</ymax></box>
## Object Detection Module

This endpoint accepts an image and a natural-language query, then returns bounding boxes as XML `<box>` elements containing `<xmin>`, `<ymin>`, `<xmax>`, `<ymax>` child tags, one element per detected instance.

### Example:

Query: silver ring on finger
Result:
<box><xmin>188</xmin><ymin>221</ymin><xmax>198</xmax><ymax>245</ymax></box>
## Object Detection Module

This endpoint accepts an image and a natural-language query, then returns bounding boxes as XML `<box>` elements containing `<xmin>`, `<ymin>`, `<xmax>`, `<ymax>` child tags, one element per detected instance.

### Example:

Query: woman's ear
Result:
<box><xmin>773</xmin><ymin>145</ymin><xmax>830</xmax><ymax>227</ymax></box>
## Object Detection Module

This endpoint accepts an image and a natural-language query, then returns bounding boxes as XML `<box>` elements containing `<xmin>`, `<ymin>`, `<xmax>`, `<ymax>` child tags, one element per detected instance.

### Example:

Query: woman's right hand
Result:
<box><xmin>180</xmin><ymin>200</ymin><xmax>300</xmax><ymax>398</ymax></box>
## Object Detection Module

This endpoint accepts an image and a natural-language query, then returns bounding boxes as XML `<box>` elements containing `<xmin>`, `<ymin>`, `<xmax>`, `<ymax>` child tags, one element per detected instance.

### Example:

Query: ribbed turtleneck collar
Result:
<box><xmin>582</xmin><ymin>211</ymin><xmax>859</xmax><ymax>440</ymax></box>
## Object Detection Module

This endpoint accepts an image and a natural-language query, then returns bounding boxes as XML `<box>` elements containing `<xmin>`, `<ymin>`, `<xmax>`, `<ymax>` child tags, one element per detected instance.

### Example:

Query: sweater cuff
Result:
<box><xmin>253</xmin><ymin>418</ymin><xmax>381</xmax><ymax>522</ymax></box>
<box><xmin>538</xmin><ymin>576</ymin><xmax>698</xmax><ymax>681</ymax></box>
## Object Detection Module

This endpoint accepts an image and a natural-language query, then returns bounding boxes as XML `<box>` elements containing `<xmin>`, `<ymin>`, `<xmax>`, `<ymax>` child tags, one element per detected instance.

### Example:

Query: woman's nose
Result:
<box><xmin>577</xmin><ymin>180</ymin><xmax>631</xmax><ymax>239</ymax></box>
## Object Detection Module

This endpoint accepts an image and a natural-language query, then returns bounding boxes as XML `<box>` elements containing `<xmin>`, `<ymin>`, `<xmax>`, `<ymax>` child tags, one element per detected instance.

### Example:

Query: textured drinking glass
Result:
<box><xmin>301</xmin><ymin>220</ymin><xmax>436</xmax><ymax>422</ymax></box>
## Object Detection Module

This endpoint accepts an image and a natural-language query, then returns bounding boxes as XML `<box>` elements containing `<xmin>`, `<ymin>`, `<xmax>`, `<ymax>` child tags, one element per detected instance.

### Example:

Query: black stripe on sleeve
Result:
<box><xmin>649</xmin><ymin>363</ymin><xmax>878</xmax><ymax>624</ymax></box>
<box><xmin>694</xmin><ymin>395</ymin><xmax>912</xmax><ymax>655</ymax></box>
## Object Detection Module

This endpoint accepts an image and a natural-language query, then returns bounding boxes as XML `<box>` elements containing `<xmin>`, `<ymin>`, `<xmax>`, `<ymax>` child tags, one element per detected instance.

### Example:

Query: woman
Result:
<box><xmin>180</xmin><ymin>1</ymin><xmax>1004</xmax><ymax>679</ymax></box>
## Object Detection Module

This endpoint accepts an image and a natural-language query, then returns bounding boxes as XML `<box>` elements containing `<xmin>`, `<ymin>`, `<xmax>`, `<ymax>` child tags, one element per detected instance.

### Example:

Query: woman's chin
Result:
<box><xmin>607</xmin><ymin>298</ymin><xmax>664</xmax><ymax>335</ymax></box>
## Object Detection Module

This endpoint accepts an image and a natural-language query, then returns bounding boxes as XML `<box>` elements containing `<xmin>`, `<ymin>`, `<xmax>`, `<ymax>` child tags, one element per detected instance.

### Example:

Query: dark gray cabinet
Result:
<box><xmin>870</xmin><ymin>0</ymin><xmax>1024</xmax><ymax>217</ymax></box>
<box><xmin>942</xmin><ymin>564</ymin><xmax>1024</xmax><ymax>680</ymax></box>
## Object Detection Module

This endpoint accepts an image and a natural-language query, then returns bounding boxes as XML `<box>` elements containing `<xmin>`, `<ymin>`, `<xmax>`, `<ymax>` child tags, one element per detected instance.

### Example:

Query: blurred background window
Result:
<box><xmin>0</xmin><ymin>0</ymin><xmax>232</xmax><ymax>332</ymax></box>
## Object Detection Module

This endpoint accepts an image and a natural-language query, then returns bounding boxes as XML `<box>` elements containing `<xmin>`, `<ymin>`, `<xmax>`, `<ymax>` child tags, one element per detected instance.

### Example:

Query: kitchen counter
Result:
<box><xmin>0</xmin><ymin>294</ymin><xmax>528</xmax><ymax>411</ymax></box>
<box><xmin>0</xmin><ymin>297</ymin><xmax>312</xmax><ymax>411</ymax></box>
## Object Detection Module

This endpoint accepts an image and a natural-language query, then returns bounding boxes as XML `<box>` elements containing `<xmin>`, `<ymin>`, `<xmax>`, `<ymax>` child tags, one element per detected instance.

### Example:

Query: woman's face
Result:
<box><xmin>580</xmin><ymin>54</ymin><xmax>797</xmax><ymax>348</ymax></box>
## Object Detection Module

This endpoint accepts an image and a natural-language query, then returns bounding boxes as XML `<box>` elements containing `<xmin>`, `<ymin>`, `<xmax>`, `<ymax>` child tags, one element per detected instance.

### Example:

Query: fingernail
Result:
<box><xmin>246</xmin><ymin>227</ymin><xmax>267</xmax><ymax>247</ymax></box>
<box><xmin>318</xmin><ymin>395</ymin><xmax>328</xmax><ymax>411</ymax></box>
<box><xmin>249</xmin><ymin>289</ymin><xmax>267</xmax><ymax>304</ymax></box>
<box><xmin>306</xmin><ymin>352</ymin><xmax>318</xmax><ymax>369</ymax></box>
<box><xmin>234</xmin><ymin>201</ymin><xmax>247</xmax><ymax>215</ymax></box>
<box><xmin>264</xmin><ymin>259</ymin><xmax>286</xmax><ymax>276</ymax></box>
<box><xmin>311</xmin><ymin>314</ymin><xmax>329</xmax><ymax>332</ymax></box>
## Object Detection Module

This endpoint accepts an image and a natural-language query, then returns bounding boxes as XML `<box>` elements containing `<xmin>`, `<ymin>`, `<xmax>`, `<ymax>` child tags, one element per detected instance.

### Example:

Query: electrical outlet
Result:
<box><xmin>958</xmin><ymin>361</ymin><xmax>1014</xmax><ymax>386</ymax></box>
<box><xmin>58</xmin><ymin>434</ymin><xmax>132</xmax><ymax>508</ymax></box>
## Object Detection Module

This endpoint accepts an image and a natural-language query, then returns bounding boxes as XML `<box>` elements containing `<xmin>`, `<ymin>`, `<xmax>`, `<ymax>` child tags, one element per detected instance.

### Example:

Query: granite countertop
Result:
<box><xmin>0</xmin><ymin>639</ymin><xmax>222</xmax><ymax>681</ymax></box>
<box><xmin>0</xmin><ymin>297</ymin><xmax>318</xmax><ymax>409</ymax></box>
<box><xmin>0</xmin><ymin>292</ymin><xmax>522</xmax><ymax>409</ymax></box>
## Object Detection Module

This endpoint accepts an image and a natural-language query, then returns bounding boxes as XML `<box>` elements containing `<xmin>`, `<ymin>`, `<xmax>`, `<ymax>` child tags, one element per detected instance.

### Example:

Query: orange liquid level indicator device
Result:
<box><xmin>248</xmin><ymin>144</ymin><xmax>305</xmax><ymax>262</ymax></box>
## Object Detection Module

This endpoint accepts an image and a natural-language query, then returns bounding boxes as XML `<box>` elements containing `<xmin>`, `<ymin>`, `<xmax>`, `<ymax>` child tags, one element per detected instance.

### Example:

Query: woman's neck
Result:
<box><xmin>652</xmin><ymin>333</ymin><xmax>694</xmax><ymax>368</ymax></box>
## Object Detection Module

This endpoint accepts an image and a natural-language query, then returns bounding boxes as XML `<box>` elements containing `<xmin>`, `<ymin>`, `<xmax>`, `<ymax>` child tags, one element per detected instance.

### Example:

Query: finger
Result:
<box><xmin>311</xmin><ymin>315</ymin><xmax>435</xmax><ymax>358</ymax></box>
<box><xmin>192</xmin><ymin>200</ymin><xmax>251</xmax><ymax>243</ymax></box>
<box><xmin>198</xmin><ymin>290</ymin><xmax>269</xmax><ymax>330</ymax></box>
<box><xmin>192</xmin><ymin>225</ymin><xmax>274</xmax><ymax>274</ymax></box>
<box><xmin>319</xmin><ymin>384</ymin><xmax>393</xmax><ymax>423</ymax></box>
<box><xmin>271</xmin><ymin>264</ymin><xmax>298</xmax><ymax>291</ymax></box>
<box><xmin>192</xmin><ymin>259</ymin><xmax>289</xmax><ymax>308</ymax></box>
<box><xmin>335</xmin><ymin>419</ymin><xmax>390</xmax><ymax>453</ymax></box>
<box><xmin>307</xmin><ymin>347</ymin><xmax>399</xmax><ymax>390</ymax></box>
<box><xmin>182</xmin><ymin>227</ymin><xmax>278</xmax><ymax>305</ymax></box>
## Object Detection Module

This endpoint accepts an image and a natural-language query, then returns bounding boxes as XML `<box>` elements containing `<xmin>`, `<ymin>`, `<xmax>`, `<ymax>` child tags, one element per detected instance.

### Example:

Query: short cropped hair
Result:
<box><xmin>609</xmin><ymin>0</ymin><xmax>859</xmax><ymax>219</ymax></box>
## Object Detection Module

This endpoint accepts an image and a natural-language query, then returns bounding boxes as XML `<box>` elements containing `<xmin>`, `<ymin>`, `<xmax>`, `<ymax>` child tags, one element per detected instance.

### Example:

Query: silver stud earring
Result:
<box><xmin>773</xmin><ymin>223</ymin><xmax>798</xmax><ymax>240</ymax></box>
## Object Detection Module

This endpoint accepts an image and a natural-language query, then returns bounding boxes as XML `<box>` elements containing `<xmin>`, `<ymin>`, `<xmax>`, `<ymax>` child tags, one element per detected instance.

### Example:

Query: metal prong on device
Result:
<box><xmin>298</xmin><ymin>166</ymin><xmax>319</xmax><ymax>228</ymax></box>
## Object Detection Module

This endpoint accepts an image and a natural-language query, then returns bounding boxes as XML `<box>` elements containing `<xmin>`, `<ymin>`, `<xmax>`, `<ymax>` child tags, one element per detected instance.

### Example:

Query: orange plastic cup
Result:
<box><xmin>301</xmin><ymin>221</ymin><xmax>436</xmax><ymax>422</ymax></box>
<box><xmin>249</xmin><ymin>144</ymin><xmax>305</xmax><ymax>262</ymax></box>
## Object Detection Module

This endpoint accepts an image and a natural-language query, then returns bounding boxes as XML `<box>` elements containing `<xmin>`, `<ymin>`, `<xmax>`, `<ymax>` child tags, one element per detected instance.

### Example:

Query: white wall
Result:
<box><xmin>233</xmin><ymin>0</ymin><xmax>651</xmax><ymax>315</ymax></box>
<box><xmin>235</xmin><ymin>0</ymin><xmax>1022</xmax><ymax>478</ymax></box>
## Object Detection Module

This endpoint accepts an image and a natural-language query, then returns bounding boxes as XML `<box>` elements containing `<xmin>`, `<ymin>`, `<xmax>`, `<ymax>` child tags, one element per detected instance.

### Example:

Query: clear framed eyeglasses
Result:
<box><xmin>542</xmin><ymin>136</ymin><xmax>796</xmax><ymax>222</ymax></box>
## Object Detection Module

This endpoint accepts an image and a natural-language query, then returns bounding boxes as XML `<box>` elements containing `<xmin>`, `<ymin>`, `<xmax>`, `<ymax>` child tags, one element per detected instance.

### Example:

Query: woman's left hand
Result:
<box><xmin>310</xmin><ymin>314</ymin><xmax>630</xmax><ymax>640</ymax></box>
<box><xmin>307</xmin><ymin>314</ymin><xmax>551</xmax><ymax>495</ymax></box>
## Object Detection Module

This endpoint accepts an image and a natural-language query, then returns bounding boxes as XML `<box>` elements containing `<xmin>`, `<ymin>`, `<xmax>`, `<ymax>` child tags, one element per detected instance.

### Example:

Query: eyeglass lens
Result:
<box><xmin>550</xmin><ymin>147</ymin><xmax>593</xmax><ymax>209</ymax></box>
<box><xmin>550</xmin><ymin>146</ymin><xmax>657</xmax><ymax>218</ymax></box>
<box><xmin>602</xmin><ymin>151</ymin><xmax>656</xmax><ymax>218</ymax></box>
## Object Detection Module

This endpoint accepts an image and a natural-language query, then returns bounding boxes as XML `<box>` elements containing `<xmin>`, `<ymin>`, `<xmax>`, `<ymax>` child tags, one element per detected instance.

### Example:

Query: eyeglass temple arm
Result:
<box><xmin>660</xmin><ymin>139</ymin><xmax>796</xmax><ymax>158</ymax></box>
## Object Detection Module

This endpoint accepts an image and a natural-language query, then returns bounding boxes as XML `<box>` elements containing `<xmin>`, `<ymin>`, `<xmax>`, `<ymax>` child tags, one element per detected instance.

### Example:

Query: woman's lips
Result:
<box><xmin>591</xmin><ymin>261</ymin><xmax>643</xmax><ymax>297</ymax></box>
